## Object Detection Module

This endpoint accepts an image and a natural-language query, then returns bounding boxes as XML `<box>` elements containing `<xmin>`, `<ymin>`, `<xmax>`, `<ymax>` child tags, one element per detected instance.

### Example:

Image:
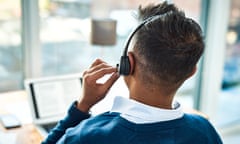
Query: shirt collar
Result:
<box><xmin>111</xmin><ymin>96</ymin><xmax>184</xmax><ymax>124</ymax></box>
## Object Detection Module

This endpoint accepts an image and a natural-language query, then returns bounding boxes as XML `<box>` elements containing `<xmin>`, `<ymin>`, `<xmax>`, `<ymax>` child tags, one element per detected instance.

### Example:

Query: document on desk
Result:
<box><xmin>33</xmin><ymin>79</ymin><xmax>81</xmax><ymax>118</ymax></box>
<box><xmin>0</xmin><ymin>131</ymin><xmax>17</xmax><ymax>144</ymax></box>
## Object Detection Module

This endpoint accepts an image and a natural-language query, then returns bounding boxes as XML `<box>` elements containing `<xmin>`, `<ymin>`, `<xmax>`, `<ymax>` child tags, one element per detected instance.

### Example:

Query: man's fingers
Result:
<box><xmin>83</xmin><ymin>60</ymin><xmax>110</xmax><ymax>77</ymax></box>
<box><xmin>83</xmin><ymin>63</ymin><xmax>113</xmax><ymax>78</ymax></box>
<box><xmin>84</xmin><ymin>67</ymin><xmax>117</xmax><ymax>83</ymax></box>
<box><xmin>83</xmin><ymin>59</ymin><xmax>118</xmax><ymax>86</ymax></box>
<box><xmin>90</xmin><ymin>59</ymin><xmax>106</xmax><ymax>68</ymax></box>
<box><xmin>88</xmin><ymin>63</ymin><xmax>111</xmax><ymax>74</ymax></box>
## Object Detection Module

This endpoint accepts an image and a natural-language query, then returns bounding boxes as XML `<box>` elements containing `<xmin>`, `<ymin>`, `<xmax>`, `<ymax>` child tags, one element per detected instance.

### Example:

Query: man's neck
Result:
<box><xmin>127</xmin><ymin>79</ymin><xmax>175</xmax><ymax>110</ymax></box>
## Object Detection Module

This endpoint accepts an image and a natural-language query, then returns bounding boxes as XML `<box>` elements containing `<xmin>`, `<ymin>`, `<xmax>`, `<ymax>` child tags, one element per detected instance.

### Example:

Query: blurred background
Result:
<box><xmin>0</xmin><ymin>0</ymin><xmax>239</xmax><ymax>143</ymax></box>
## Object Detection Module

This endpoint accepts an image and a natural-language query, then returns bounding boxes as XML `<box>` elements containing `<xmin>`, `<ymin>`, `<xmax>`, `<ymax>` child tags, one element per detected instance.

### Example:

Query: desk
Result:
<box><xmin>0</xmin><ymin>91</ymin><xmax>44</xmax><ymax>144</ymax></box>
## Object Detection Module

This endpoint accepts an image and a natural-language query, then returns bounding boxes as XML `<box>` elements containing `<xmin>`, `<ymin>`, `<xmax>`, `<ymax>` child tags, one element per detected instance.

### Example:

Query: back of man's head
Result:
<box><xmin>133</xmin><ymin>2</ymin><xmax>204</xmax><ymax>90</ymax></box>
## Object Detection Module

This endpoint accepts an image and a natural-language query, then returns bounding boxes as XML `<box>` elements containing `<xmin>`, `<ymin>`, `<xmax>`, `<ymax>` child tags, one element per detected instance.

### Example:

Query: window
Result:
<box><xmin>0</xmin><ymin>0</ymin><xmax>204</xmax><ymax>110</ymax></box>
<box><xmin>0</xmin><ymin>0</ymin><xmax>22</xmax><ymax>92</ymax></box>
<box><xmin>218</xmin><ymin>0</ymin><xmax>240</xmax><ymax>126</ymax></box>
<box><xmin>38</xmin><ymin>0</ymin><xmax>162</xmax><ymax>76</ymax></box>
<box><xmin>37</xmin><ymin>0</ymin><xmax>203</xmax><ymax>108</ymax></box>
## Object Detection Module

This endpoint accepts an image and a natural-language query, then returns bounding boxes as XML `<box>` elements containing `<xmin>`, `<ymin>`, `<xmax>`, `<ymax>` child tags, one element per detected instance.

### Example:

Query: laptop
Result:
<box><xmin>24</xmin><ymin>73</ymin><xmax>83</xmax><ymax>135</ymax></box>
<box><xmin>24</xmin><ymin>73</ymin><xmax>129</xmax><ymax>138</ymax></box>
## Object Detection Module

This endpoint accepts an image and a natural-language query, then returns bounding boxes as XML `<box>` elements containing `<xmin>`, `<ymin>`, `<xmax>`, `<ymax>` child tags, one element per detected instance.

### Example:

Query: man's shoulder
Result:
<box><xmin>79</xmin><ymin>112</ymin><xmax>123</xmax><ymax>131</ymax></box>
<box><xmin>78</xmin><ymin>112</ymin><xmax>119</xmax><ymax>126</ymax></box>
<box><xmin>74</xmin><ymin>112</ymin><xmax>129</xmax><ymax>143</ymax></box>
<box><xmin>180</xmin><ymin>114</ymin><xmax>222</xmax><ymax>143</ymax></box>
<box><xmin>183</xmin><ymin>113</ymin><xmax>212</xmax><ymax>128</ymax></box>
<box><xmin>182</xmin><ymin>113</ymin><xmax>213</xmax><ymax>130</ymax></box>
<box><xmin>88</xmin><ymin>112</ymin><xmax>120</xmax><ymax>122</ymax></box>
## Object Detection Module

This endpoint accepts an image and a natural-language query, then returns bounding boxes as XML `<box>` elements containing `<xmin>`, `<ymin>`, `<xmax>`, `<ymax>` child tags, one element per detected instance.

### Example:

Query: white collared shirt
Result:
<box><xmin>110</xmin><ymin>96</ymin><xmax>184</xmax><ymax>124</ymax></box>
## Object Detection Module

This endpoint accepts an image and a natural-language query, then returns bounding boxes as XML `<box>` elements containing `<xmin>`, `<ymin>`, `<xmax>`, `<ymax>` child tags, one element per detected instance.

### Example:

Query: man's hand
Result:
<box><xmin>77</xmin><ymin>59</ymin><xmax>119</xmax><ymax>113</ymax></box>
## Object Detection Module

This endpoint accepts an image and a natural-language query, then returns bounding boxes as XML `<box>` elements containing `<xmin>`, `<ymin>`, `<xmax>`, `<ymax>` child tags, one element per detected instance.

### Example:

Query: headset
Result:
<box><xmin>118</xmin><ymin>15</ymin><xmax>162</xmax><ymax>75</ymax></box>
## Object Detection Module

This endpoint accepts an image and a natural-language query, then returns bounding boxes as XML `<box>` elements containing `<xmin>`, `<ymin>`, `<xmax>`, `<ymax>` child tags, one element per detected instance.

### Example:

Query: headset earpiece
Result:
<box><xmin>119</xmin><ymin>55</ymin><xmax>131</xmax><ymax>75</ymax></box>
<box><xmin>118</xmin><ymin>16</ymin><xmax>159</xmax><ymax>76</ymax></box>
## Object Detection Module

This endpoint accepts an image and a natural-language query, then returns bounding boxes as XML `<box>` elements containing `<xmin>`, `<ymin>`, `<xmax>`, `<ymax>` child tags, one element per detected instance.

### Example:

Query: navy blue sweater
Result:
<box><xmin>42</xmin><ymin>102</ymin><xmax>222</xmax><ymax>144</ymax></box>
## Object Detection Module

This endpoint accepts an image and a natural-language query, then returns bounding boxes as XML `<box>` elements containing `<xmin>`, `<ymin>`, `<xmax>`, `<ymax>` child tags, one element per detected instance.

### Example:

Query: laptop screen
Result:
<box><xmin>25</xmin><ymin>75</ymin><xmax>82</xmax><ymax>124</ymax></box>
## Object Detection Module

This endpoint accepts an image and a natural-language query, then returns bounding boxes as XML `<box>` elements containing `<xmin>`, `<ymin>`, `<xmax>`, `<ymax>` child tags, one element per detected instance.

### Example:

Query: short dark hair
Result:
<box><xmin>133</xmin><ymin>2</ymin><xmax>204</xmax><ymax>88</ymax></box>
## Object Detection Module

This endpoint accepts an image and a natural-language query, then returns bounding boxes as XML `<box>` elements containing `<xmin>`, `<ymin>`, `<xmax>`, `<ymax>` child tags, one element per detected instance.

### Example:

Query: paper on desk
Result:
<box><xmin>0</xmin><ymin>130</ymin><xmax>17</xmax><ymax>144</ymax></box>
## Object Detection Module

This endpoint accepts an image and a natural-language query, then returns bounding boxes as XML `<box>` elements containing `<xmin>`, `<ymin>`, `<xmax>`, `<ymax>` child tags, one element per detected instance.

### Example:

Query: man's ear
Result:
<box><xmin>127</xmin><ymin>52</ymin><xmax>135</xmax><ymax>74</ymax></box>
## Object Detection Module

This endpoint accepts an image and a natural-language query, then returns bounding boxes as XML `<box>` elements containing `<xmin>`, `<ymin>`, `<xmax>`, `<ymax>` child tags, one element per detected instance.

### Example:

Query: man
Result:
<box><xmin>42</xmin><ymin>2</ymin><xmax>222</xmax><ymax>144</ymax></box>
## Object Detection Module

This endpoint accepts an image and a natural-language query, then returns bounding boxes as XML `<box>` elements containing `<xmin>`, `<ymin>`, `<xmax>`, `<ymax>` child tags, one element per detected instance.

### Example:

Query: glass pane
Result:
<box><xmin>0</xmin><ymin>0</ymin><xmax>22</xmax><ymax>92</ymax></box>
<box><xmin>39</xmin><ymin>0</ymin><xmax>91</xmax><ymax>76</ymax></box>
<box><xmin>39</xmin><ymin>0</ymin><xmax>161</xmax><ymax>76</ymax></box>
<box><xmin>217</xmin><ymin>0</ymin><xmax>240</xmax><ymax>126</ymax></box>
